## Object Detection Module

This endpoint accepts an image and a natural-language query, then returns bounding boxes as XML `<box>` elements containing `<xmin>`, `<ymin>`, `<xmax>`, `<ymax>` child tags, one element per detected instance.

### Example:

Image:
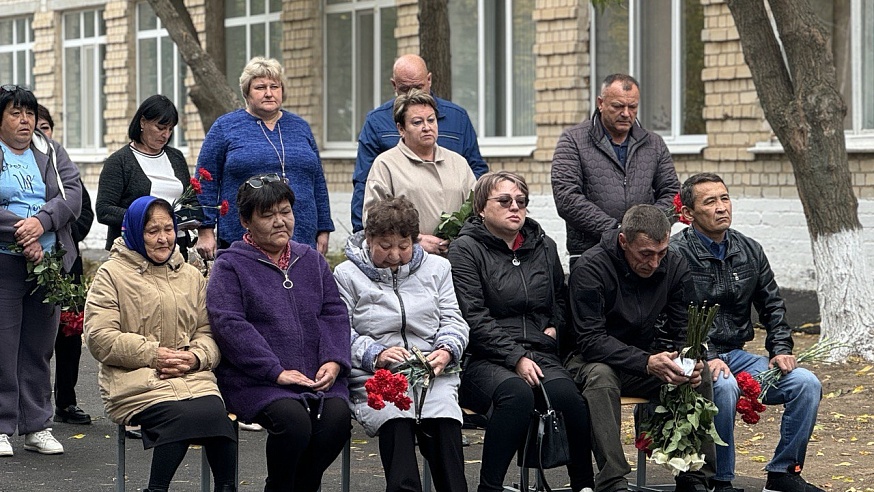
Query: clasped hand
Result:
<box><xmin>647</xmin><ymin>351</ymin><xmax>704</xmax><ymax>387</ymax></box>
<box><xmin>276</xmin><ymin>362</ymin><xmax>341</xmax><ymax>391</ymax></box>
<box><xmin>156</xmin><ymin>347</ymin><xmax>199</xmax><ymax>379</ymax></box>
<box><xmin>376</xmin><ymin>346</ymin><xmax>452</xmax><ymax>377</ymax></box>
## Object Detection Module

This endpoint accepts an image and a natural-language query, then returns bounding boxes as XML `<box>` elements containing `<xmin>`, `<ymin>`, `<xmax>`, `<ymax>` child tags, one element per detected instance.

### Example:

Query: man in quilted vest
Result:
<box><xmin>551</xmin><ymin>73</ymin><xmax>679</xmax><ymax>264</ymax></box>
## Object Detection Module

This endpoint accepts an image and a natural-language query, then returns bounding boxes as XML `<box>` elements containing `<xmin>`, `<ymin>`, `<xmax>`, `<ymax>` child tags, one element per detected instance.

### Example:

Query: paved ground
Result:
<box><xmin>0</xmin><ymin>344</ymin><xmax>769</xmax><ymax>492</ymax></box>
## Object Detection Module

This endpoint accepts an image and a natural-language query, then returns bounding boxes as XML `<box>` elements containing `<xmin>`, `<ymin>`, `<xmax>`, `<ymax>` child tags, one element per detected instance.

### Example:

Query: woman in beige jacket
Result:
<box><xmin>85</xmin><ymin>196</ymin><xmax>237</xmax><ymax>492</ymax></box>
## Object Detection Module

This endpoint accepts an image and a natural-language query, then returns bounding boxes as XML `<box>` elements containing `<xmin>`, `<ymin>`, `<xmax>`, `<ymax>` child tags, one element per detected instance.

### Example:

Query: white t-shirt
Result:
<box><xmin>130</xmin><ymin>144</ymin><xmax>184</xmax><ymax>203</ymax></box>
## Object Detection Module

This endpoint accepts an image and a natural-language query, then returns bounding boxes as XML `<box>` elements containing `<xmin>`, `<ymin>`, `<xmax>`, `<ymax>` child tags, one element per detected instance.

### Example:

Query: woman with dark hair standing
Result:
<box><xmin>0</xmin><ymin>85</ymin><xmax>81</xmax><ymax>456</ymax></box>
<box><xmin>96</xmin><ymin>95</ymin><xmax>195</xmax><ymax>255</ymax></box>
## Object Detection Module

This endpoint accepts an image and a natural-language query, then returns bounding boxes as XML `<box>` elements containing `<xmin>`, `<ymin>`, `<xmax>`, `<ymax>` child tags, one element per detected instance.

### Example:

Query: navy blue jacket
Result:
<box><xmin>351</xmin><ymin>95</ymin><xmax>487</xmax><ymax>232</ymax></box>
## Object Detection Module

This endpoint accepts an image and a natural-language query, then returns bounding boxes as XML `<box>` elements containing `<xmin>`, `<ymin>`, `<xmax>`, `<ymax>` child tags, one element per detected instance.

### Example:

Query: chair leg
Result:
<box><xmin>422</xmin><ymin>457</ymin><xmax>432</xmax><ymax>492</ymax></box>
<box><xmin>117</xmin><ymin>424</ymin><xmax>126</xmax><ymax>492</ymax></box>
<box><xmin>201</xmin><ymin>447</ymin><xmax>211</xmax><ymax>492</ymax></box>
<box><xmin>341</xmin><ymin>438</ymin><xmax>351</xmax><ymax>492</ymax></box>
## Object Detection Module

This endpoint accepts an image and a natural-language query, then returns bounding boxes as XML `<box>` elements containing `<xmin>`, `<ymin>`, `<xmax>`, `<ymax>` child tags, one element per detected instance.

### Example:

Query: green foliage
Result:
<box><xmin>24</xmin><ymin>248</ymin><xmax>89</xmax><ymax>313</ymax></box>
<box><xmin>434</xmin><ymin>190</ymin><xmax>474</xmax><ymax>241</ymax></box>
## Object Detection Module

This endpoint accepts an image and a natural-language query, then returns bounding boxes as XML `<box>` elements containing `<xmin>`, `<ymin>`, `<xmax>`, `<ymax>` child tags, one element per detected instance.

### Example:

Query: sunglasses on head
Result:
<box><xmin>246</xmin><ymin>173</ymin><xmax>288</xmax><ymax>189</ymax></box>
<box><xmin>488</xmin><ymin>195</ymin><xmax>528</xmax><ymax>209</ymax></box>
<box><xmin>1</xmin><ymin>84</ymin><xmax>32</xmax><ymax>93</ymax></box>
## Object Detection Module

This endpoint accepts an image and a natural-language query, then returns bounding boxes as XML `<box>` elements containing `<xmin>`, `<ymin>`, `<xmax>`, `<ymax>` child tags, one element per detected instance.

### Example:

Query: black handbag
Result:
<box><xmin>518</xmin><ymin>382</ymin><xmax>572</xmax><ymax>475</ymax></box>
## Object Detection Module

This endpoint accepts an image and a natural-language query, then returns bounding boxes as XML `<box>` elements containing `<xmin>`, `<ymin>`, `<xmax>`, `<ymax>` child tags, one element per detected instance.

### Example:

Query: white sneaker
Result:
<box><xmin>24</xmin><ymin>429</ymin><xmax>64</xmax><ymax>455</ymax></box>
<box><xmin>238</xmin><ymin>422</ymin><xmax>264</xmax><ymax>432</ymax></box>
<box><xmin>0</xmin><ymin>434</ymin><xmax>12</xmax><ymax>456</ymax></box>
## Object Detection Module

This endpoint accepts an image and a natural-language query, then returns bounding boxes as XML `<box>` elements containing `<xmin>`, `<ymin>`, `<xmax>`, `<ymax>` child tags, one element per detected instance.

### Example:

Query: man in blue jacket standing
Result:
<box><xmin>351</xmin><ymin>54</ymin><xmax>487</xmax><ymax>232</ymax></box>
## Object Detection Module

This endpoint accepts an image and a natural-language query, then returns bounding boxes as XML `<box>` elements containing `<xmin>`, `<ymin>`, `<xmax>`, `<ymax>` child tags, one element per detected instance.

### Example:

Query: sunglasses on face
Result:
<box><xmin>487</xmin><ymin>195</ymin><xmax>529</xmax><ymax>209</ymax></box>
<box><xmin>246</xmin><ymin>173</ymin><xmax>289</xmax><ymax>189</ymax></box>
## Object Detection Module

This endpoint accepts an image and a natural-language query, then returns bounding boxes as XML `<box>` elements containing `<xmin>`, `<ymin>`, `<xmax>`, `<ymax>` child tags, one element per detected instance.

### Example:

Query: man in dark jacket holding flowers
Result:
<box><xmin>566</xmin><ymin>204</ymin><xmax>715</xmax><ymax>492</ymax></box>
<box><xmin>671</xmin><ymin>173</ymin><xmax>823</xmax><ymax>492</ymax></box>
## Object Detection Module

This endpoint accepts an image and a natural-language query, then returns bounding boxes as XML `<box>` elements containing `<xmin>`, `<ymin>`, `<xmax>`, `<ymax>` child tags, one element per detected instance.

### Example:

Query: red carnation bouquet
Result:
<box><xmin>172</xmin><ymin>168</ymin><xmax>230</xmax><ymax>228</ymax></box>
<box><xmin>365</xmin><ymin>369</ymin><xmax>412</xmax><ymax>411</ymax></box>
<box><xmin>735</xmin><ymin>371</ymin><xmax>765</xmax><ymax>424</ymax></box>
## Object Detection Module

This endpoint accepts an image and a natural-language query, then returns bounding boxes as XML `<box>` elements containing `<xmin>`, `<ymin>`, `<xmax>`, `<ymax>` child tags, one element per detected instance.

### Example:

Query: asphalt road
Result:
<box><xmin>0</xmin><ymin>347</ymin><xmax>767</xmax><ymax>492</ymax></box>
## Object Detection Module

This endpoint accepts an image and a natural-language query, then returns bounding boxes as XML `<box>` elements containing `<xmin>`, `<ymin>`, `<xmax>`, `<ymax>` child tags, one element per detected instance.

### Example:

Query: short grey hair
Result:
<box><xmin>239</xmin><ymin>56</ymin><xmax>285</xmax><ymax>99</ymax></box>
<box><xmin>621</xmin><ymin>204</ymin><xmax>671</xmax><ymax>244</ymax></box>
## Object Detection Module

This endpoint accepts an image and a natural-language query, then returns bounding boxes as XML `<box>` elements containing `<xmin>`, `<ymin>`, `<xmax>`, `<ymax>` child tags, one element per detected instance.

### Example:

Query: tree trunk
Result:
<box><xmin>418</xmin><ymin>0</ymin><xmax>452</xmax><ymax>99</ymax></box>
<box><xmin>147</xmin><ymin>0</ymin><xmax>242</xmax><ymax>133</ymax></box>
<box><xmin>725</xmin><ymin>0</ymin><xmax>873</xmax><ymax>360</ymax></box>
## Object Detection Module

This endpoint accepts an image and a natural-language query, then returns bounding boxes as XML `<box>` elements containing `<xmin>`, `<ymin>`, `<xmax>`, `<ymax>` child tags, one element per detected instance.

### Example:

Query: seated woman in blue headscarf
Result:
<box><xmin>84</xmin><ymin>196</ymin><xmax>238</xmax><ymax>492</ymax></box>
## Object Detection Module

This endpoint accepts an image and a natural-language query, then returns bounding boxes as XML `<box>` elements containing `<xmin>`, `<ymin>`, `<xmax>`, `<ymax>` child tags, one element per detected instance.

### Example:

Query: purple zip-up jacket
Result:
<box><xmin>206</xmin><ymin>239</ymin><xmax>351</xmax><ymax>422</ymax></box>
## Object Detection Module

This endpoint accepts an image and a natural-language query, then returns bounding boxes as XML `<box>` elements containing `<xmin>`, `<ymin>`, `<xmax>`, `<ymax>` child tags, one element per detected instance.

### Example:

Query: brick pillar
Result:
<box><xmin>32</xmin><ymin>11</ymin><xmax>63</xmax><ymax>136</ymax></box>
<box><xmin>103</xmin><ymin>0</ymin><xmax>137</xmax><ymax>150</ymax></box>
<box><xmin>532</xmin><ymin>0</ymin><xmax>590</xmax><ymax>174</ymax></box>
<box><xmin>395</xmin><ymin>0</ymin><xmax>419</xmax><ymax>55</ymax></box>
<box><xmin>283</xmin><ymin>0</ymin><xmax>322</xmax><ymax>143</ymax></box>
<box><xmin>700</xmin><ymin>0</ymin><xmax>769</xmax><ymax>164</ymax></box>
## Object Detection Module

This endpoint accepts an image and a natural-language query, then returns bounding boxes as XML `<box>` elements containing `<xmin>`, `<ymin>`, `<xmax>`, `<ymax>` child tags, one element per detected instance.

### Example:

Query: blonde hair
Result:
<box><xmin>239</xmin><ymin>57</ymin><xmax>285</xmax><ymax>99</ymax></box>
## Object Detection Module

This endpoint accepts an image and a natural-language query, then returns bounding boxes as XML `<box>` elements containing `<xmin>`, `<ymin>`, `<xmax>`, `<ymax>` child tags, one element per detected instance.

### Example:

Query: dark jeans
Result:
<box><xmin>53</xmin><ymin>331</ymin><xmax>82</xmax><ymax>409</ymax></box>
<box><xmin>255</xmin><ymin>397</ymin><xmax>351</xmax><ymax>492</ymax></box>
<box><xmin>378</xmin><ymin>418</ymin><xmax>467</xmax><ymax>492</ymax></box>
<box><xmin>574</xmin><ymin>361</ymin><xmax>716</xmax><ymax>492</ymax></box>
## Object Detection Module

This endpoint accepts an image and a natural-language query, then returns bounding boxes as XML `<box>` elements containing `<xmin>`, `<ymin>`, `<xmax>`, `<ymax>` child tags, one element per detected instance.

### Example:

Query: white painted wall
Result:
<box><xmin>83</xmin><ymin>185</ymin><xmax>874</xmax><ymax>293</ymax></box>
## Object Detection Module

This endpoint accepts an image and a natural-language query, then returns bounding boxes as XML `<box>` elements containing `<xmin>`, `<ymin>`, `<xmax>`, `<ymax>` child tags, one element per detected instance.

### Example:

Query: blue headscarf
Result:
<box><xmin>122</xmin><ymin>196</ymin><xmax>177</xmax><ymax>265</ymax></box>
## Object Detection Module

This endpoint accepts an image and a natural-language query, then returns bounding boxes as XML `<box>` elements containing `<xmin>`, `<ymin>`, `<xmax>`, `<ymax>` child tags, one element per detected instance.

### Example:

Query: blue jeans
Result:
<box><xmin>712</xmin><ymin>349</ymin><xmax>821</xmax><ymax>481</ymax></box>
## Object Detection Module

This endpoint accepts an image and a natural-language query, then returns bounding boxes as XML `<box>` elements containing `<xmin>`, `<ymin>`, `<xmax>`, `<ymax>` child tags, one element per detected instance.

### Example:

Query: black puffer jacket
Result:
<box><xmin>551</xmin><ymin>111</ymin><xmax>679</xmax><ymax>255</ymax></box>
<box><xmin>448</xmin><ymin>217</ymin><xmax>565</xmax><ymax>370</ymax></box>
<box><xmin>568</xmin><ymin>229</ymin><xmax>691</xmax><ymax>376</ymax></box>
<box><xmin>670</xmin><ymin>227</ymin><xmax>794</xmax><ymax>360</ymax></box>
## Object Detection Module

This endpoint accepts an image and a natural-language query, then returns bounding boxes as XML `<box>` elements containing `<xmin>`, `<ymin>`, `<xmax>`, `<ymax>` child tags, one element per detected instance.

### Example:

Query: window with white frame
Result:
<box><xmin>0</xmin><ymin>17</ymin><xmax>34</xmax><ymax>88</ymax></box>
<box><xmin>63</xmin><ymin>9</ymin><xmax>106</xmax><ymax>150</ymax></box>
<box><xmin>449</xmin><ymin>0</ymin><xmax>536</xmax><ymax>143</ymax></box>
<box><xmin>592</xmin><ymin>0</ymin><xmax>706</xmax><ymax>150</ymax></box>
<box><xmin>810</xmin><ymin>0</ymin><xmax>874</xmax><ymax>135</ymax></box>
<box><xmin>137</xmin><ymin>2</ymin><xmax>188</xmax><ymax>148</ymax></box>
<box><xmin>225</xmin><ymin>0</ymin><xmax>282</xmax><ymax>98</ymax></box>
<box><xmin>324</xmin><ymin>0</ymin><xmax>397</xmax><ymax>146</ymax></box>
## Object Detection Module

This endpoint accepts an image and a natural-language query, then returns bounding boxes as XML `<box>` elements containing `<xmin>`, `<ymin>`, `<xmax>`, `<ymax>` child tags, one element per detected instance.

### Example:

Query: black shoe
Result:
<box><xmin>676</xmin><ymin>475</ymin><xmax>709</xmax><ymax>492</ymax></box>
<box><xmin>763</xmin><ymin>472</ymin><xmax>825</xmax><ymax>492</ymax></box>
<box><xmin>54</xmin><ymin>405</ymin><xmax>92</xmax><ymax>425</ymax></box>
<box><xmin>711</xmin><ymin>479</ymin><xmax>744</xmax><ymax>492</ymax></box>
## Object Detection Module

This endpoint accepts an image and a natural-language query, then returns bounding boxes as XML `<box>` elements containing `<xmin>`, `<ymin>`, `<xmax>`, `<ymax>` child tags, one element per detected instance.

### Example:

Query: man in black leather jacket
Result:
<box><xmin>671</xmin><ymin>173</ymin><xmax>823</xmax><ymax>492</ymax></box>
<box><xmin>566</xmin><ymin>205</ymin><xmax>714</xmax><ymax>492</ymax></box>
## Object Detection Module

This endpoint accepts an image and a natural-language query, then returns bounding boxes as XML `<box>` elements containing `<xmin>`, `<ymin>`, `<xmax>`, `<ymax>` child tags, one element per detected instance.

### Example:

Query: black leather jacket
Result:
<box><xmin>670</xmin><ymin>227</ymin><xmax>794</xmax><ymax>360</ymax></box>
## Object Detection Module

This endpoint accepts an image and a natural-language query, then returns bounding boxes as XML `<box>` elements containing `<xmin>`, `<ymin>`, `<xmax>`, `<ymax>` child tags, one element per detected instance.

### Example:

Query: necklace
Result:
<box><xmin>258</xmin><ymin>119</ymin><xmax>286</xmax><ymax>181</ymax></box>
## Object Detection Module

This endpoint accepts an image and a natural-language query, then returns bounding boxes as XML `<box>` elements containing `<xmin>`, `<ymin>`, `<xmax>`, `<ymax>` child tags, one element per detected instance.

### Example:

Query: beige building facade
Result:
<box><xmin>2</xmin><ymin>0</ymin><xmax>872</xmax><ymax>291</ymax></box>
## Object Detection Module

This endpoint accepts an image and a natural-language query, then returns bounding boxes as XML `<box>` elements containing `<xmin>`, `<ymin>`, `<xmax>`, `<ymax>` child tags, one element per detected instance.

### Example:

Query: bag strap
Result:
<box><xmin>535</xmin><ymin>417</ymin><xmax>554</xmax><ymax>492</ymax></box>
<box><xmin>537</xmin><ymin>381</ymin><xmax>555</xmax><ymax>410</ymax></box>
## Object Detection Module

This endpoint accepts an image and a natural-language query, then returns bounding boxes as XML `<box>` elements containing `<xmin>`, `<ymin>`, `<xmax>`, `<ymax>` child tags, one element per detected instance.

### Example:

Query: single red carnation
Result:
<box><xmin>394</xmin><ymin>395</ymin><xmax>412</xmax><ymax>411</ymax></box>
<box><xmin>673</xmin><ymin>193</ymin><xmax>691</xmax><ymax>225</ymax></box>
<box><xmin>367</xmin><ymin>393</ymin><xmax>385</xmax><ymax>410</ymax></box>
<box><xmin>736</xmin><ymin>398</ymin><xmax>753</xmax><ymax>413</ymax></box>
<box><xmin>635</xmin><ymin>432</ymin><xmax>653</xmax><ymax>453</ymax></box>
<box><xmin>198</xmin><ymin>168</ymin><xmax>213</xmax><ymax>181</ymax></box>
<box><xmin>190</xmin><ymin>178</ymin><xmax>203</xmax><ymax>194</ymax></box>
<box><xmin>741</xmin><ymin>410</ymin><xmax>760</xmax><ymax>425</ymax></box>
<box><xmin>59</xmin><ymin>310</ymin><xmax>84</xmax><ymax>337</ymax></box>
<box><xmin>219</xmin><ymin>200</ymin><xmax>230</xmax><ymax>216</ymax></box>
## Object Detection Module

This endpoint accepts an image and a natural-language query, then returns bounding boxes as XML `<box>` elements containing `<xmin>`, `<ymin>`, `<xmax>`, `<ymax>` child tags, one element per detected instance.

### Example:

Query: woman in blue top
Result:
<box><xmin>0</xmin><ymin>85</ymin><xmax>82</xmax><ymax>457</ymax></box>
<box><xmin>195</xmin><ymin>57</ymin><xmax>334</xmax><ymax>260</ymax></box>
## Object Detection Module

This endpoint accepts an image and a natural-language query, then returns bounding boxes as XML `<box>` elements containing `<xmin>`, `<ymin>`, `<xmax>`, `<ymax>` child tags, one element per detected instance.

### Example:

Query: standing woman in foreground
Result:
<box><xmin>447</xmin><ymin>171</ymin><xmax>594</xmax><ymax>492</ymax></box>
<box><xmin>0</xmin><ymin>85</ymin><xmax>81</xmax><ymax>456</ymax></box>
<box><xmin>196</xmin><ymin>56</ymin><xmax>333</xmax><ymax>259</ymax></box>
<box><xmin>207</xmin><ymin>175</ymin><xmax>350</xmax><ymax>491</ymax></box>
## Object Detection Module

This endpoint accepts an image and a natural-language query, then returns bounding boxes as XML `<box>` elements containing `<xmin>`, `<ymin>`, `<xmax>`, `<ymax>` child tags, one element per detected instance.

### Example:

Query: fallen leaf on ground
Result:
<box><xmin>750</xmin><ymin>456</ymin><xmax>768</xmax><ymax>463</ymax></box>
<box><xmin>70</xmin><ymin>434</ymin><xmax>85</xmax><ymax>439</ymax></box>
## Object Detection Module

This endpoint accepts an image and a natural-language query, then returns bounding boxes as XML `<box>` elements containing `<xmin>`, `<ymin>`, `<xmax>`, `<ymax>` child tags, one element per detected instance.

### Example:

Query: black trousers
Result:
<box><xmin>378</xmin><ymin>418</ymin><xmax>467</xmax><ymax>492</ymax></box>
<box><xmin>53</xmin><ymin>331</ymin><xmax>82</xmax><ymax>409</ymax></box>
<box><xmin>255</xmin><ymin>397</ymin><xmax>351</xmax><ymax>492</ymax></box>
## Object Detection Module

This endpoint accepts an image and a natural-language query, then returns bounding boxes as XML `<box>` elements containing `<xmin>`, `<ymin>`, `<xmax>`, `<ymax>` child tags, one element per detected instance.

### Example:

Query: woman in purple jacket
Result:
<box><xmin>206</xmin><ymin>174</ymin><xmax>351</xmax><ymax>492</ymax></box>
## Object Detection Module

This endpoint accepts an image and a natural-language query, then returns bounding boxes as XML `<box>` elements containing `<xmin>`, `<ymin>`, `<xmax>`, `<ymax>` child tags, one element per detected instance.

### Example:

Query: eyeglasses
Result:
<box><xmin>487</xmin><ymin>195</ymin><xmax>528</xmax><ymax>209</ymax></box>
<box><xmin>0</xmin><ymin>84</ymin><xmax>32</xmax><ymax>93</ymax></box>
<box><xmin>246</xmin><ymin>173</ymin><xmax>288</xmax><ymax>189</ymax></box>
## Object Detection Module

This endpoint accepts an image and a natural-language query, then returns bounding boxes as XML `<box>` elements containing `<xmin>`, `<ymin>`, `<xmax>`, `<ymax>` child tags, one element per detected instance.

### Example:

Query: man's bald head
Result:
<box><xmin>391</xmin><ymin>54</ymin><xmax>432</xmax><ymax>96</ymax></box>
